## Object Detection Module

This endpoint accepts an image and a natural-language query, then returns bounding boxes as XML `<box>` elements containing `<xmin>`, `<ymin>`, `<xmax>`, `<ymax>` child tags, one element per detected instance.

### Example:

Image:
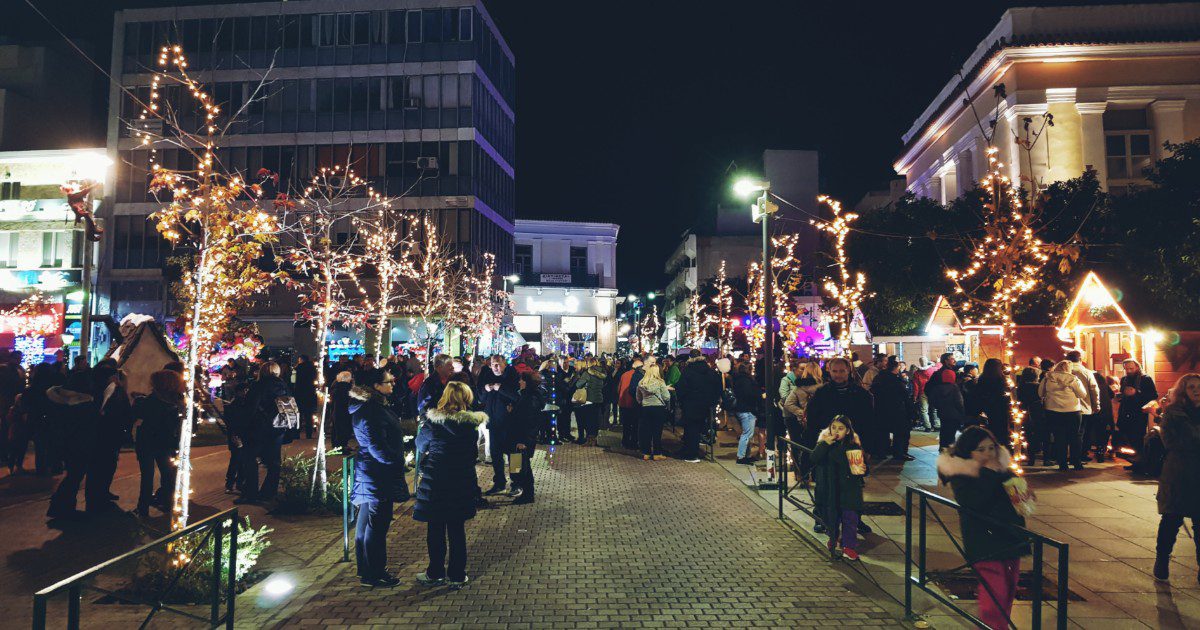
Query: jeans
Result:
<box><xmin>638</xmin><ymin>406</ymin><xmax>666</xmax><ymax>456</ymax></box>
<box><xmin>136</xmin><ymin>449</ymin><xmax>175</xmax><ymax>513</ymax></box>
<box><xmin>478</xmin><ymin>422</ymin><xmax>491</xmax><ymax>461</ymax></box>
<box><xmin>577</xmin><ymin>404</ymin><xmax>600</xmax><ymax>438</ymax></box>
<box><xmin>355</xmin><ymin>501</ymin><xmax>393</xmax><ymax>580</ymax></box>
<box><xmin>735</xmin><ymin>412</ymin><xmax>757</xmax><ymax>458</ymax></box>
<box><xmin>917</xmin><ymin>394</ymin><xmax>939</xmax><ymax>430</ymax></box>
<box><xmin>974</xmin><ymin>558</ymin><xmax>1020</xmax><ymax>630</ymax></box>
<box><xmin>679</xmin><ymin>410</ymin><xmax>706</xmax><ymax>460</ymax></box>
<box><xmin>426</xmin><ymin>519</ymin><xmax>468</xmax><ymax>581</ymax></box>
<box><xmin>1156</xmin><ymin>513</ymin><xmax>1200</xmax><ymax>564</ymax></box>
<box><xmin>825</xmin><ymin>508</ymin><xmax>860</xmax><ymax>550</ymax></box>
<box><xmin>1047</xmin><ymin>410</ymin><xmax>1083</xmax><ymax>467</ymax></box>
<box><xmin>620</xmin><ymin>406</ymin><xmax>639</xmax><ymax>448</ymax></box>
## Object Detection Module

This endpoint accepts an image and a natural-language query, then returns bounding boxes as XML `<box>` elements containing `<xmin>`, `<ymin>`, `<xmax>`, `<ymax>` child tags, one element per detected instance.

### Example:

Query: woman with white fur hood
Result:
<box><xmin>414</xmin><ymin>381</ymin><xmax>488</xmax><ymax>590</ymax></box>
<box><xmin>936</xmin><ymin>425</ymin><xmax>1032</xmax><ymax>630</ymax></box>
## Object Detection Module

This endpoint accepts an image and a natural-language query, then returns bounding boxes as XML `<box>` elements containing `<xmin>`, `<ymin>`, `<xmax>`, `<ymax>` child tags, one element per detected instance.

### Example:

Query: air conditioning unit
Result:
<box><xmin>416</xmin><ymin>157</ymin><xmax>439</xmax><ymax>171</ymax></box>
<box><xmin>401</xmin><ymin>98</ymin><xmax>421</xmax><ymax>109</ymax></box>
<box><xmin>443</xmin><ymin>196</ymin><xmax>468</xmax><ymax>207</ymax></box>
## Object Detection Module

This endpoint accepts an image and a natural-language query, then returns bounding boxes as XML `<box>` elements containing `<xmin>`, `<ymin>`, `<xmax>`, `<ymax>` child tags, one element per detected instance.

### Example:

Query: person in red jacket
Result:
<box><xmin>913</xmin><ymin>358</ymin><xmax>940</xmax><ymax>433</ymax></box>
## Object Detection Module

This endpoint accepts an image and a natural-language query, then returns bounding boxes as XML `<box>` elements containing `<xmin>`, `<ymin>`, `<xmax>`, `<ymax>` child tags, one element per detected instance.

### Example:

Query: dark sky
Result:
<box><xmin>5</xmin><ymin>0</ymin><xmax>1149</xmax><ymax>294</ymax></box>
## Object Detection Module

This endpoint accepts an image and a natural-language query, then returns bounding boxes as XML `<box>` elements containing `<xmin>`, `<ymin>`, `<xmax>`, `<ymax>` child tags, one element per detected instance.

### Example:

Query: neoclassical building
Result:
<box><xmin>895</xmin><ymin>3</ymin><xmax>1200</xmax><ymax>199</ymax></box>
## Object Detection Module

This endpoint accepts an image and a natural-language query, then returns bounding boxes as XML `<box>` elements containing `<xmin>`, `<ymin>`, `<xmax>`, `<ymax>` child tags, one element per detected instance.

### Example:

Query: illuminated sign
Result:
<box><xmin>539</xmin><ymin>273</ymin><xmax>572</xmax><ymax>284</ymax></box>
<box><xmin>525</xmin><ymin>295</ymin><xmax>579</xmax><ymax>314</ymax></box>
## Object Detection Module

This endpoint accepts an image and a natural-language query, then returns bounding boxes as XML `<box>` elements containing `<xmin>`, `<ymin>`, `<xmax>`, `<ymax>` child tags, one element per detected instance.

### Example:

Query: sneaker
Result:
<box><xmin>643</xmin><ymin>455</ymin><xmax>652</xmax><ymax>461</ymax></box>
<box><xmin>415</xmin><ymin>572</ymin><xmax>445</xmax><ymax>587</ymax></box>
<box><xmin>483</xmin><ymin>484</ymin><xmax>506</xmax><ymax>496</ymax></box>
<box><xmin>684</xmin><ymin>458</ymin><xmax>702</xmax><ymax>463</ymax></box>
<box><xmin>652</xmin><ymin>455</ymin><xmax>669</xmax><ymax>461</ymax></box>
<box><xmin>736</xmin><ymin>457</ymin><xmax>755</xmax><ymax>465</ymax></box>
<box><xmin>857</xmin><ymin>522</ymin><xmax>873</xmax><ymax>535</ymax></box>
<box><xmin>512</xmin><ymin>496</ymin><xmax>534</xmax><ymax>505</ymax></box>
<box><xmin>843</xmin><ymin>548</ymin><xmax>860</xmax><ymax>561</ymax></box>
<box><xmin>814</xmin><ymin>523</ymin><xmax>826</xmax><ymax>534</ymax></box>
<box><xmin>507</xmin><ymin>486</ymin><xmax>522</xmax><ymax>497</ymax></box>
<box><xmin>447</xmin><ymin>575</ymin><xmax>470</xmax><ymax>590</ymax></box>
<box><xmin>362</xmin><ymin>574</ymin><xmax>401</xmax><ymax>587</ymax></box>
<box><xmin>1153</xmin><ymin>556</ymin><xmax>1170</xmax><ymax>582</ymax></box>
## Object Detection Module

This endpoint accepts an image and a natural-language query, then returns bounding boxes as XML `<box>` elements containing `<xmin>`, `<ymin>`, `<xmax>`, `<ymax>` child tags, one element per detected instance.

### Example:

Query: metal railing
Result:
<box><xmin>905</xmin><ymin>486</ymin><xmax>1070</xmax><ymax>630</ymax></box>
<box><xmin>341</xmin><ymin>451</ymin><xmax>356</xmax><ymax>563</ymax></box>
<box><xmin>775</xmin><ymin>436</ymin><xmax>823</xmax><ymax>536</ymax></box>
<box><xmin>32</xmin><ymin>508</ymin><xmax>240</xmax><ymax>630</ymax></box>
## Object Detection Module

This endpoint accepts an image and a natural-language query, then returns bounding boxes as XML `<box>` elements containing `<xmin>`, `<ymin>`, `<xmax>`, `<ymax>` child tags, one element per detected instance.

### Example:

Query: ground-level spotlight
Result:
<box><xmin>263</xmin><ymin>574</ymin><xmax>295</xmax><ymax>598</ymax></box>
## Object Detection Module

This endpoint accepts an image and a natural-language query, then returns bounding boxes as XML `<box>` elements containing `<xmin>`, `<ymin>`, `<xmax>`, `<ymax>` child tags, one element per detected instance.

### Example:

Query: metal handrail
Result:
<box><xmin>905</xmin><ymin>485</ymin><xmax>1070</xmax><ymax>630</ymax></box>
<box><xmin>32</xmin><ymin>508</ymin><xmax>240</xmax><ymax>630</ymax></box>
<box><xmin>341</xmin><ymin>451</ymin><xmax>356</xmax><ymax>563</ymax></box>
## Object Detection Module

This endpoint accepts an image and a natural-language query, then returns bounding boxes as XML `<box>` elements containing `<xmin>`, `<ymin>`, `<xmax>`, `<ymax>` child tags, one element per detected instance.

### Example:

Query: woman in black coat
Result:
<box><xmin>414</xmin><ymin>381</ymin><xmax>486</xmax><ymax>589</ymax></box>
<box><xmin>508</xmin><ymin>371</ymin><xmax>545</xmax><ymax>504</ymax></box>
<box><xmin>132</xmin><ymin>370</ymin><xmax>185</xmax><ymax>518</ymax></box>
<box><xmin>237</xmin><ymin>361</ymin><xmax>291</xmax><ymax>503</ymax></box>
<box><xmin>870</xmin><ymin>357</ymin><xmax>913</xmax><ymax>460</ymax></box>
<box><xmin>1153</xmin><ymin>374</ymin><xmax>1200</xmax><ymax>583</ymax></box>
<box><xmin>294</xmin><ymin>355</ymin><xmax>319</xmax><ymax>439</ymax></box>
<box><xmin>967</xmin><ymin>359</ymin><xmax>1012</xmax><ymax>448</ymax></box>
<box><xmin>348</xmin><ymin>368</ymin><xmax>407</xmax><ymax>587</ymax></box>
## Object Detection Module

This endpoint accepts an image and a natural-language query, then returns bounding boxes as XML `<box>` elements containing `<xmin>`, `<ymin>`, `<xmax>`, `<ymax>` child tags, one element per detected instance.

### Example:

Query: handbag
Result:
<box><xmin>508</xmin><ymin>452</ymin><xmax>524</xmax><ymax>474</ymax></box>
<box><xmin>272</xmin><ymin>396</ymin><xmax>301</xmax><ymax>430</ymax></box>
<box><xmin>572</xmin><ymin>387</ymin><xmax>588</xmax><ymax>404</ymax></box>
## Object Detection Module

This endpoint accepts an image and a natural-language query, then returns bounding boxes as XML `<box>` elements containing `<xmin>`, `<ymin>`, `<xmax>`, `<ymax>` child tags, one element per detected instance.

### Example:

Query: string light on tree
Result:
<box><xmin>814</xmin><ymin>196</ymin><xmax>872</xmax><ymax>357</ymax></box>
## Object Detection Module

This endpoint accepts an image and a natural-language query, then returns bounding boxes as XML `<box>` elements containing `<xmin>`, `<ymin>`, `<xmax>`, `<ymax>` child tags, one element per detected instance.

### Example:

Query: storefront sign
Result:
<box><xmin>526</xmin><ymin>295</ymin><xmax>579</xmax><ymax>314</ymax></box>
<box><xmin>539</xmin><ymin>273</ymin><xmax>572</xmax><ymax>284</ymax></box>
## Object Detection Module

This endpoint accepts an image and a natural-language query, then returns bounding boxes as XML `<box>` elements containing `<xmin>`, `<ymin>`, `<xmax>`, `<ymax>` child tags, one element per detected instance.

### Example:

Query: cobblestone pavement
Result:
<box><xmin>237</xmin><ymin>430</ymin><xmax>900</xmax><ymax>629</ymax></box>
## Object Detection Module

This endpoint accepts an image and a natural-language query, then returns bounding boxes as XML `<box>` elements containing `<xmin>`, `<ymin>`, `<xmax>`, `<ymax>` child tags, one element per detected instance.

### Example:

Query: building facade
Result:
<box><xmin>0</xmin><ymin>149</ymin><xmax>109</xmax><ymax>365</ymax></box>
<box><xmin>101</xmin><ymin>0</ymin><xmax>516</xmax><ymax>347</ymax></box>
<box><xmin>663</xmin><ymin>149</ymin><xmax>820</xmax><ymax>350</ymax></box>
<box><xmin>895</xmin><ymin>3</ymin><xmax>1200</xmax><ymax>200</ymax></box>
<box><xmin>510</xmin><ymin>219</ymin><xmax>619</xmax><ymax>355</ymax></box>
<box><xmin>0</xmin><ymin>43</ymin><xmax>99</xmax><ymax>151</ymax></box>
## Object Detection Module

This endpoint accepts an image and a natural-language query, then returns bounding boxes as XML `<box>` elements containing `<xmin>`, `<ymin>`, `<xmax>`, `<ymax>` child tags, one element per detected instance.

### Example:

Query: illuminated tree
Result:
<box><xmin>713</xmin><ymin>261</ymin><xmax>736</xmax><ymax>356</ymax></box>
<box><xmin>744</xmin><ymin>234</ymin><xmax>806</xmax><ymax>366</ymax></box>
<box><xmin>638</xmin><ymin>305</ymin><xmax>660</xmax><ymax>355</ymax></box>
<box><xmin>814</xmin><ymin>196</ymin><xmax>871</xmax><ymax>357</ymax></box>
<box><xmin>279</xmin><ymin>165</ymin><xmax>389</xmax><ymax>495</ymax></box>
<box><xmin>397</xmin><ymin>214</ymin><xmax>474</xmax><ymax>358</ymax></box>
<box><xmin>684</xmin><ymin>290</ymin><xmax>714</xmax><ymax>349</ymax></box>
<box><xmin>138</xmin><ymin>45</ymin><xmax>280</xmax><ymax>532</ymax></box>
<box><xmin>354</xmin><ymin>206</ymin><xmax>409</xmax><ymax>362</ymax></box>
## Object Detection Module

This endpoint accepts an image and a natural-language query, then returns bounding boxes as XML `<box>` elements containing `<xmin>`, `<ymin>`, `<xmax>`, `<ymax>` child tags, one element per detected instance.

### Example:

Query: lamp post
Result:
<box><xmin>736</xmin><ymin>177</ymin><xmax>779</xmax><ymax>485</ymax></box>
<box><xmin>503</xmin><ymin>273</ymin><xmax>520</xmax><ymax>294</ymax></box>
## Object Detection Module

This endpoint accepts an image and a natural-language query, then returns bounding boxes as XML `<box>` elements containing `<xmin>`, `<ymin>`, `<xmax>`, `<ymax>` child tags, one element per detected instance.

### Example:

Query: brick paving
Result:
<box><xmin>236</xmin><ymin>430</ymin><xmax>900</xmax><ymax>629</ymax></box>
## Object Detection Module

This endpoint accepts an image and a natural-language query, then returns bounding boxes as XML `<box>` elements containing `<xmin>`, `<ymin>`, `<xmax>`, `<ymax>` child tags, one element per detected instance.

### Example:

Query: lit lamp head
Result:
<box><xmin>505</xmin><ymin>274</ymin><xmax>520</xmax><ymax>283</ymax></box>
<box><xmin>646</xmin><ymin>292</ymin><xmax>656</xmax><ymax>300</ymax></box>
<box><xmin>733</xmin><ymin>178</ymin><xmax>768</xmax><ymax>198</ymax></box>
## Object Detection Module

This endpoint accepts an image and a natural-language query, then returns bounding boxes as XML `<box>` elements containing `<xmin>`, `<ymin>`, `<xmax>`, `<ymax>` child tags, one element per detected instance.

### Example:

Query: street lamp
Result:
<box><xmin>735</xmin><ymin>176</ymin><xmax>780</xmax><ymax>486</ymax></box>
<box><xmin>503</xmin><ymin>274</ymin><xmax>520</xmax><ymax>293</ymax></box>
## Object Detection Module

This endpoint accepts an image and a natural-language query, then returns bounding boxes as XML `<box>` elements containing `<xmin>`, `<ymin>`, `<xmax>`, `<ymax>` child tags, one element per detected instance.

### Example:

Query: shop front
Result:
<box><xmin>510</xmin><ymin>286</ymin><xmax>619</xmax><ymax>356</ymax></box>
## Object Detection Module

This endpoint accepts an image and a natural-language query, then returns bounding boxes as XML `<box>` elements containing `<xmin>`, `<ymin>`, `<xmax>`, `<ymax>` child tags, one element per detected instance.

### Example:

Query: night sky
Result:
<box><xmin>5</xmin><ymin>0</ymin><xmax>1148</xmax><ymax>294</ymax></box>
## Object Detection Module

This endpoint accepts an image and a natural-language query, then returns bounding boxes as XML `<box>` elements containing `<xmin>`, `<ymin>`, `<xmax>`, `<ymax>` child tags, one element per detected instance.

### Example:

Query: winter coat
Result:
<box><xmin>96</xmin><ymin>383</ymin><xmax>134</xmax><ymax>447</ymax></box>
<box><xmin>869</xmin><ymin>370</ymin><xmax>912</xmax><ymax>431</ymax></box>
<box><xmin>967</xmin><ymin>376</ymin><xmax>1012</xmax><ymax>441</ymax></box>
<box><xmin>779</xmin><ymin>373</ymin><xmax>799</xmax><ymax>405</ymax></box>
<box><xmin>937</xmin><ymin>449</ymin><xmax>1030</xmax><ymax>563</ymax></box>
<box><xmin>674</xmin><ymin>360</ymin><xmax>721</xmax><ymax>415</ymax></box>
<box><xmin>636</xmin><ymin>378</ymin><xmax>671</xmax><ymax>407</ymax></box>
<box><xmin>811</xmin><ymin>427</ymin><xmax>866</xmax><ymax>512</ymax></box>
<box><xmin>477</xmin><ymin>366</ymin><xmax>519</xmax><ymax>432</ymax></box>
<box><xmin>1016</xmin><ymin>381</ymin><xmax>1044</xmax><ymax>428</ymax></box>
<box><xmin>782</xmin><ymin>383</ymin><xmax>820</xmax><ymax>421</ymax></box>
<box><xmin>293</xmin><ymin>362</ymin><xmax>319</xmax><ymax>405</ymax></box>
<box><xmin>731</xmin><ymin>372</ymin><xmax>762</xmax><ymax>415</ymax></box>
<box><xmin>414</xmin><ymin>408</ymin><xmax>486</xmax><ymax>523</ymax></box>
<box><xmin>509</xmin><ymin>385</ymin><xmax>545</xmax><ymax>451</ymax></box>
<box><xmin>246</xmin><ymin>375</ymin><xmax>292</xmax><ymax>444</ymax></box>
<box><xmin>575</xmin><ymin>367</ymin><xmax>606</xmax><ymax>404</ymax></box>
<box><xmin>348</xmin><ymin>385</ymin><xmax>407</xmax><ymax>505</ymax></box>
<box><xmin>1157</xmin><ymin>404</ymin><xmax>1200</xmax><ymax>518</ymax></box>
<box><xmin>1068</xmin><ymin>362</ymin><xmax>1101</xmax><ymax>415</ymax></box>
<box><xmin>665</xmin><ymin>363</ymin><xmax>682</xmax><ymax>387</ymax></box>
<box><xmin>617</xmin><ymin>368</ymin><xmax>644</xmax><ymax>408</ymax></box>
<box><xmin>45</xmin><ymin>386</ymin><xmax>98</xmax><ymax>462</ymax></box>
<box><xmin>925</xmin><ymin>366</ymin><xmax>965</xmax><ymax>423</ymax></box>
<box><xmin>1038</xmin><ymin>371</ymin><xmax>1088</xmax><ymax>413</ymax></box>
<box><xmin>132</xmin><ymin>394</ymin><xmax>182</xmax><ymax>453</ymax></box>
<box><xmin>1094</xmin><ymin>371</ymin><xmax>1115</xmax><ymax>425</ymax></box>
<box><xmin>1118</xmin><ymin>373</ymin><xmax>1158</xmax><ymax>427</ymax></box>
<box><xmin>416</xmin><ymin>373</ymin><xmax>447</xmax><ymax>418</ymax></box>
<box><xmin>805</xmin><ymin>380</ymin><xmax>874</xmax><ymax>435</ymax></box>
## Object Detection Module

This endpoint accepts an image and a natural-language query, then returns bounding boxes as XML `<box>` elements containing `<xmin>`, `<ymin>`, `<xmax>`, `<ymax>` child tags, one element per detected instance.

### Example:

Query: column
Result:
<box><xmin>926</xmin><ymin>175</ymin><xmax>942</xmax><ymax>202</ymax></box>
<box><xmin>1150</xmin><ymin>100</ymin><xmax>1187</xmax><ymax>159</ymax></box>
<box><xmin>1076</xmin><ymin>102</ymin><xmax>1108</xmax><ymax>190</ymax></box>
<box><xmin>937</xmin><ymin>157</ymin><xmax>958</xmax><ymax>204</ymax></box>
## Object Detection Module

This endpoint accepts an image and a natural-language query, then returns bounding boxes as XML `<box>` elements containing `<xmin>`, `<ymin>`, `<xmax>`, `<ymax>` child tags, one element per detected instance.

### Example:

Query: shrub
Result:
<box><xmin>130</xmin><ymin>516</ymin><xmax>272</xmax><ymax>604</ymax></box>
<box><xmin>272</xmin><ymin>447</ymin><xmax>348</xmax><ymax>515</ymax></box>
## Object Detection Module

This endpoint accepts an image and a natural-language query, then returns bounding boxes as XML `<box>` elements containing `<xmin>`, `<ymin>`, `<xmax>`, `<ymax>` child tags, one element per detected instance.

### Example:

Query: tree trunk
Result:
<box><xmin>173</xmin><ymin>248</ymin><xmax>208</xmax><ymax>530</ymax></box>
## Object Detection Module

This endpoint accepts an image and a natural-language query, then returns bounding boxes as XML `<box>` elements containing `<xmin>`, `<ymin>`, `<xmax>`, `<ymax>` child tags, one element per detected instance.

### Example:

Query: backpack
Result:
<box><xmin>272</xmin><ymin>396</ymin><xmax>301</xmax><ymax>431</ymax></box>
<box><xmin>721</xmin><ymin>387</ymin><xmax>737</xmax><ymax>410</ymax></box>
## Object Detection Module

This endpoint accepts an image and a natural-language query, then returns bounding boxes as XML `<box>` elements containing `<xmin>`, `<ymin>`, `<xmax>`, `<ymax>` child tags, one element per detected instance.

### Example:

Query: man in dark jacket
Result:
<box><xmin>237</xmin><ymin>361</ymin><xmax>292</xmax><ymax>503</ymax></box>
<box><xmin>509</xmin><ymin>371</ymin><xmax>545</xmax><ymax>504</ymax></box>
<box><xmin>86</xmin><ymin>365</ymin><xmax>133</xmax><ymax>513</ymax></box>
<box><xmin>294</xmin><ymin>355</ymin><xmax>319</xmax><ymax>439</ymax></box>
<box><xmin>46</xmin><ymin>371</ymin><xmax>100</xmax><ymax>519</ymax></box>
<box><xmin>349</xmin><ymin>368</ymin><xmax>406</xmax><ymax>587</ymax></box>
<box><xmin>803</xmin><ymin>357</ymin><xmax>873</xmax><ymax>534</ymax></box>
<box><xmin>416</xmin><ymin>354</ymin><xmax>454</xmax><ymax>419</ymax></box>
<box><xmin>926</xmin><ymin>353</ymin><xmax>966</xmax><ymax>449</ymax></box>
<box><xmin>477</xmin><ymin>355</ymin><xmax>518</xmax><ymax>495</ymax></box>
<box><xmin>1117</xmin><ymin>359</ymin><xmax>1158</xmax><ymax>460</ymax></box>
<box><xmin>674</xmin><ymin>351</ymin><xmax>721</xmax><ymax>462</ymax></box>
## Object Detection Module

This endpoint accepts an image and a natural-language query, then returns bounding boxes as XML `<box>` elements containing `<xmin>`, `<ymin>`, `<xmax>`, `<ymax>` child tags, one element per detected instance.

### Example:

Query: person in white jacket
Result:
<box><xmin>1065</xmin><ymin>350</ymin><xmax>1101</xmax><ymax>416</ymax></box>
<box><xmin>1039</xmin><ymin>361</ymin><xmax>1090</xmax><ymax>471</ymax></box>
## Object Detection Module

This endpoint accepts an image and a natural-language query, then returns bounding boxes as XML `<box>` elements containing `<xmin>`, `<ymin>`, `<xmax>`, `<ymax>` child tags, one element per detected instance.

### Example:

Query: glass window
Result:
<box><xmin>441</xmin><ymin>9</ymin><xmax>456</xmax><ymax>42</ymax></box>
<box><xmin>441</xmin><ymin>75</ymin><xmax>458</xmax><ymax>108</ymax></box>
<box><xmin>570</xmin><ymin>246</ymin><xmax>587</xmax><ymax>274</ymax></box>
<box><xmin>370</xmin><ymin>11</ymin><xmax>386</xmax><ymax>44</ymax></box>
<box><xmin>351</xmin><ymin>78</ymin><xmax>369</xmax><ymax>112</ymax></box>
<box><xmin>335</xmin><ymin>79</ymin><xmax>352</xmax><ymax>114</ymax></box>
<box><xmin>42</xmin><ymin>232</ymin><xmax>70</xmax><ymax>268</ymax></box>
<box><xmin>319</xmin><ymin>14</ymin><xmax>335</xmax><ymax>46</ymax></box>
<box><xmin>423</xmin><ymin>75</ymin><xmax>439</xmax><ymax>109</ymax></box>
<box><xmin>368</xmin><ymin>78</ymin><xmax>383</xmax><ymax>113</ymax></box>
<box><xmin>422</xmin><ymin>10</ymin><xmax>440</xmax><ymax>43</ymax></box>
<box><xmin>1105</xmin><ymin>131</ymin><xmax>1153</xmax><ymax>181</ymax></box>
<box><xmin>407</xmin><ymin>10</ymin><xmax>422</xmax><ymax>43</ymax></box>
<box><xmin>459</xmin><ymin>74</ymin><xmax>472</xmax><ymax>107</ymax></box>
<box><xmin>354</xmin><ymin>13</ymin><xmax>370</xmax><ymax>45</ymax></box>
<box><xmin>514</xmin><ymin>244</ymin><xmax>532</xmax><ymax>276</ymax></box>
<box><xmin>388</xmin><ymin>11</ymin><xmax>406</xmax><ymax>44</ymax></box>
<box><xmin>458</xmin><ymin>8</ymin><xmax>473</xmax><ymax>41</ymax></box>
<box><xmin>250</xmin><ymin>16</ymin><xmax>267</xmax><ymax>50</ymax></box>
<box><xmin>388</xmin><ymin>77</ymin><xmax>407</xmax><ymax>109</ymax></box>
<box><xmin>337</xmin><ymin>13</ymin><xmax>353</xmax><ymax>46</ymax></box>
<box><xmin>513</xmin><ymin>314</ymin><xmax>541</xmax><ymax>334</ymax></box>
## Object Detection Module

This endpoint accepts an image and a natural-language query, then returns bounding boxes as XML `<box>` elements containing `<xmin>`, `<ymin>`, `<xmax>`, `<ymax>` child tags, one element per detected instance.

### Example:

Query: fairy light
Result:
<box><xmin>713</xmin><ymin>261</ymin><xmax>735</xmax><ymax>356</ymax></box>
<box><xmin>685</xmin><ymin>290</ymin><xmax>715</xmax><ymax>349</ymax></box>
<box><xmin>744</xmin><ymin>233</ymin><xmax>807</xmax><ymax>367</ymax></box>
<box><xmin>942</xmin><ymin>145</ymin><xmax>1064</xmax><ymax>474</ymax></box>
<box><xmin>814</xmin><ymin>196</ymin><xmax>872</xmax><ymax>357</ymax></box>
<box><xmin>638</xmin><ymin>305</ymin><xmax>660</xmax><ymax>355</ymax></box>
